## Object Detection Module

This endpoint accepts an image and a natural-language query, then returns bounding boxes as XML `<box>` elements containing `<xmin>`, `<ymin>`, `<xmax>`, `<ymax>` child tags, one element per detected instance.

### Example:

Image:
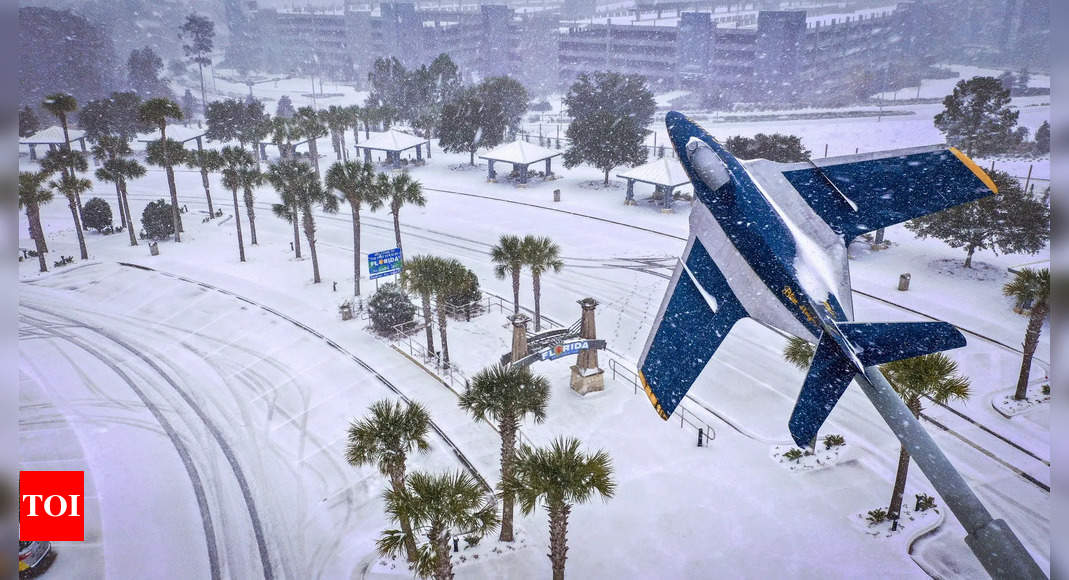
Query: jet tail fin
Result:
<box><xmin>787</xmin><ymin>321</ymin><xmax>965</xmax><ymax>447</ymax></box>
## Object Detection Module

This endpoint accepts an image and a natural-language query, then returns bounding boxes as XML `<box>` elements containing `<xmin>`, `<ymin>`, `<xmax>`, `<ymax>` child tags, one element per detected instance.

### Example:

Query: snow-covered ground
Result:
<box><xmin>17</xmin><ymin>63</ymin><xmax>1050</xmax><ymax>578</ymax></box>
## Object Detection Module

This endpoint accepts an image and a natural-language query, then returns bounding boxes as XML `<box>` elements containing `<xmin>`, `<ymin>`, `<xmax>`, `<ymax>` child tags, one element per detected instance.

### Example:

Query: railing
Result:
<box><xmin>608</xmin><ymin>358</ymin><xmax>716</xmax><ymax>443</ymax></box>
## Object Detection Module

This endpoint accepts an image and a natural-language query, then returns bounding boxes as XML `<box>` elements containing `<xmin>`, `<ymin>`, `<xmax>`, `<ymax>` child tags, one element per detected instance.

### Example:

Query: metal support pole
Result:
<box><xmin>855</xmin><ymin>366</ymin><xmax>1045</xmax><ymax>579</ymax></box>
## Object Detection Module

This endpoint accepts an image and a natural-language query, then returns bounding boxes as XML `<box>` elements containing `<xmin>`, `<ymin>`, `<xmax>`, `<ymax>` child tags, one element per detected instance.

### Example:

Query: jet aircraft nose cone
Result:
<box><xmin>665</xmin><ymin>111</ymin><xmax>697</xmax><ymax>157</ymax></box>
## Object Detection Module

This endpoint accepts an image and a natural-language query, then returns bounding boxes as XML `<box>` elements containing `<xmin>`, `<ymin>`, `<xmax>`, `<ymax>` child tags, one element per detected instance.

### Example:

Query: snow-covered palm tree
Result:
<box><xmin>522</xmin><ymin>235</ymin><xmax>564</xmax><ymax>331</ymax></box>
<box><xmin>346</xmin><ymin>399</ymin><xmax>431</xmax><ymax>563</ymax></box>
<box><xmin>19</xmin><ymin>171</ymin><xmax>54</xmax><ymax>272</ymax></box>
<box><xmin>459</xmin><ymin>363</ymin><xmax>550</xmax><ymax>542</ymax></box>
<box><xmin>326</xmin><ymin>160</ymin><xmax>382</xmax><ymax>297</ymax></box>
<box><xmin>491</xmin><ymin>234</ymin><xmax>526</xmax><ymax>314</ymax></box>
<box><xmin>503</xmin><ymin>437</ymin><xmax>615</xmax><ymax>580</ymax></box>
<box><xmin>1003</xmin><ymin>268</ymin><xmax>1050</xmax><ymax>400</ymax></box>
<box><xmin>268</xmin><ymin>160</ymin><xmax>338</xmax><ymax>282</ymax></box>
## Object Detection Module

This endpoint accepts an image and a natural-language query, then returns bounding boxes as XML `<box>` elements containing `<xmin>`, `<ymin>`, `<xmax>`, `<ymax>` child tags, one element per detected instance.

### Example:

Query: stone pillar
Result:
<box><xmin>519</xmin><ymin>164</ymin><xmax>528</xmax><ymax>184</ymax></box>
<box><xmin>545</xmin><ymin>158</ymin><xmax>553</xmax><ymax>178</ymax></box>
<box><xmin>571</xmin><ymin>298</ymin><xmax>604</xmax><ymax>394</ymax></box>
<box><xmin>510</xmin><ymin>313</ymin><xmax>530</xmax><ymax>363</ymax></box>
<box><xmin>625</xmin><ymin>180</ymin><xmax>635</xmax><ymax>205</ymax></box>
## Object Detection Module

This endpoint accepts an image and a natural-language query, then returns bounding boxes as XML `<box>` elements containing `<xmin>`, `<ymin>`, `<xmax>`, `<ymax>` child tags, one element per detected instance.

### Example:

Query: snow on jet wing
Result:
<box><xmin>778</xmin><ymin>145</ymin><xmax>999</xmax><ymax>242</ymax></box>
<box><xmin>637</xmin><ymin>235</ymin><xmax>747</xmax><ymax>420</ymax></box>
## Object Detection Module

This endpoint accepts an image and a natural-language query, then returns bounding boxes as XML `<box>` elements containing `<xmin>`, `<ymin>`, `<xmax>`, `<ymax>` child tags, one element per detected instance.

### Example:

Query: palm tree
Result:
<box><xmin>459</xmin><ymin>363</ymin><xmax>550</xmax><ymax>542</ymax></box>
<box><xmin>326</xmin><ymin>160</ymin><xmax>382</xmax><ymax>297</ymax></box>
<box><xmin>491</xmin><ymin>234</ymin><xmax>526</xmax><ymax>314</ymax></box>
<box><xmin>220</xmin><ymin>147</ymin><xmax>258</xmax><ymax>262</ymax></box>
<box><xmin>19</xmin><ymin>171</ymin><xmax>54</xmax><ymax>272</ymax></box>
<box><xmin>432</xmin><ymin>258</ymin><xmax>469</xmax><ymax>366</ymax></box>
<box><xmin>49</xmin><ymin>171</ymin><xmax>93</xmax><ymax>260</ymax></box>
<box><xmin>1003</xmin><ymin>268</ymin><xmax>1050</xmax><ymax>400</ymax></box>
<box><xmin>402</xmin><ymin>254</ymin><xmax>443</xmax><ymax>357</ymax></box>
<box><xmin>881</xmin><ymin>354</ymin><xmax>969</xmax><ymax>520</ymax></box>
<box><xmin>138</xmin><ymin>98</ymin><xmax>185</xmax><ymax>241</ymax></box>
<box><xmin>145</xmin><ymin>138</ymin><xmax>188</xmax><ymax>240</ymax></box>
<box><xmin>185</xmin><ymin>148</ymin><xmax>224</xmax><ymax>218</ymax></box>
<box><xmin>268</xmin><ymin>160</ymin><xmax>338</xmax><ymax>282</ymax></box>
<box><xmin>780</xmin><ymin>338</ymin><xmax>969</xmax><ymax>521</ymax></box>
<box><xmin>42</xmin><ymin>93</ymin><xmax>86</xmax><ymax>227</ymax></box>
<box><xmin>91</xmin><ymin>136</ymin><xmax>132</xmax><ymax>230</ymax></box>
<box><xmin>383</xmin><ymin>172</ymin><xmax>426</xmax><ymax>253</ymax></box>
<box><xmin>112</xmin><ymin>159</ymin><xmax>145</xmax><ymax>247</ymax></box>
<box><xmin>523</xmin><ymin>235</ymin><xmax>564</xmax><ymax>331</ymax></box>
<box><xmin>324</xmin><ymin>105</ymin><xmax>350</xmax><ymax>161</ymax></box>
<box><xmin>378</xmin><ymin>470</ymin><xmax>498</xmax><ymax>580</ymax></box>
<box><xmin>271</xmin><ymin>116</ymin><xmax>301</xmax><ymax>161</ymax></box>
<box><xmin>346</xmin><ymin>105</ymin><xmax>362</xmax><ymax>145</ymax></box>
<box><xmin>347</xmin><ymin>399</ymin><xmax>431</xmax><ymax>563</ymax></box>
<box><xmin>294</xmin><ymin>106</ymin><xmax>327</xmax><ymax>179</ymax></box>
<box><xmin>503</xmin><ymin>437</ymin><xmax>616</xmax><ymax>580</ymax></box>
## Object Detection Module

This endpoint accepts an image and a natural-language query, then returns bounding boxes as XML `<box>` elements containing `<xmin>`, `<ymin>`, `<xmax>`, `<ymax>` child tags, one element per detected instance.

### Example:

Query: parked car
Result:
<box><xmin>18</xmin><ymin>540</ymin><xmax>54</xmax><ymax>577</ymax></box>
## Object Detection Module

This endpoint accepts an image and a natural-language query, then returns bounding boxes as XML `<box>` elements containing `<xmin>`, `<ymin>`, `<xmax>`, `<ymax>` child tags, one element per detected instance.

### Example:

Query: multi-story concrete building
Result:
<box><xmin>559</xmin><ymin>2</ymin><xmax>953</xmax><ymax>105</ymax></box>
<box><xmin>245</xmin><ymin>3</ymin><xmax>559</xmax><ymax>95</ymax></box>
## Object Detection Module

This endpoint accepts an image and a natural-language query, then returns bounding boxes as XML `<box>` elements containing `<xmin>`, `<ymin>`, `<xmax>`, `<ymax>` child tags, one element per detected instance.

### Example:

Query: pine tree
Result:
<box><xmin>725</xmin><ymin>134</ymin><xmax>811</xmax><ymax>162</ymax></box>
<box><xmin>478</xmin><ymin>76</ymin><xmax>529</xmax><ymax>139</ymax></box>
<box><xmin>905</xmin><ymin>170</ymin><xmax>1049</xmax><ymax>268</ymax></box>
<box><xmin>934</xmin><ymin>77</ymin><xmax>1019</xmax><ymax>157</ymax></box>
<box><xmin>439</xmin><ymin>88</ymin><xmax>489</xmax><ymax>165</ymax></box>
<box><xmin>182</xmin><ymin>89</ymin><xmax>197</xmax><ymax>123</ymax></box>
<box><xmin>127</xmin><ymin>47</ymin><xmax>173</xmax><ymax>100</ymax></box>
<box><xmin>19</xmin><ymin>106</ymin><xmax>40</xmax><ymax>138</ymax></box>
<box><xmin>1034</xmin><ymin>121</ymin><xmax>1050</xmax><ymax>155</ymax></box>
<box><xmin>180</xmin><ymin>14</ymin><xmax>215</xmax><ymax>119</ymax></box>
<box><xmin>79</xmin><ymin>92</ymin><xmax>145</xmax><ymax>144</ymax></box>
<box><xmin>563</xmin><ymin>72</ymin><xmax>655</xmax><ymax>185</ymax></box>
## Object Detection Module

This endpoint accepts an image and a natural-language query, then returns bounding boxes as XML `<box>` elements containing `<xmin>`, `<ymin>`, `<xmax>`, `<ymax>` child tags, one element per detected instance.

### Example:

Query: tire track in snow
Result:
<box><xmin>19</xmin><ymin>311</ymin><xmax>223</xmax><ymax>580</ymax></box>
<box><xmin>21</xmin><ymin>302</ymin><xmax>276</xmax><ymax>580</ymax></box>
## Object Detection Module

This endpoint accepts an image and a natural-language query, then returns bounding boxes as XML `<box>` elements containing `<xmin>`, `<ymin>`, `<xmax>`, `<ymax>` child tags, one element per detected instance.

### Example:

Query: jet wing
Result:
<box><xmin>778</xmin><ymin>145</ymin><xmax>998</xmax><ymax>242</ymax></box>
<box><xmin>638</xmin><ymin>236</ymin><xmax>748</xmax><ymax>420</ymax></box>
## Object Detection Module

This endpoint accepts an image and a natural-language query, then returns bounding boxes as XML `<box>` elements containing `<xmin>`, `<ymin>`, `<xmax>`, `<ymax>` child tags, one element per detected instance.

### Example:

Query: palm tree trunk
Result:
<box><xmin>393</xmin><ymin>209</ymin><xmax>402</xmax><ymax>252</ymax></box>
<box><xmin>243</xmin><ymin>188</ymin><xmax>258</xmax><ymax>245</ymax></box>
<box><xmin>303</xmin><ymin>210</ymin><xmax>321</xmax><ymax>283</ymax></box>
<box><xmin>112</xmin><ymin>180</ymin><xmax>127</xmax><ymax>228</ymax></box>
<box><xmin>120</xmin><ymin>179</ymin><xmax>137</xmax><ymax>246</ymax></box>
<box><xmin>533</xmin><ymin>272</ymin><xmax>542</xmax><ymax>332</ymax></box>
<box><xmin>27</xmin><ymin>205</ymin><xmax>48</xmax><ymax>272</ymax></box>
<box><xmin>352</xmin><ymin>203</ymin><xmax>361</xmax><ymax>296</ymax></box>
<box><xmin>887</xmin><ymin>444</ymin><xmax>911</xmax><ymax>521</ymax></box>
<box><xmin>166</xmin><ymin>165</ymin><xmax>182</xmax><ymax>241</ymax></box>
<box><xmin>433</xmin><ymin>529</ymin><xmax>453</xmax><ymax>580</ymax></box>
<box><xmin>389</xmin><ymin>471</ymin><xmax>419</xmax><ymax>563</ymax></box>
<box><xmin>340</xmin><ymin>131</ymin><xmax>348</xmax><ymax>161</ymax></box>
<box><xmin>75</xmin><ymin>189</ymin><xmax>87</xmax><ymax>230</ymax></box>
<box><xmin>231</xmin><ymin>188</ymin><xmax>246</xmax><ymax>262</ymax></box>
<box><xmin>511</xmin><ymin>269</ymin><xmax>521</xmax><ymax>314</ymax></box>
<box><xmin>437</xmin><ymin>306</ymin><xmax>450</xmax><ymax>366</ymax></box>
<box><xmin>422</xmin><ymin>293</ymin><xmax>435</xmax><ymax>356</ymax></box>
<box><xmin>498</xmin><ymin>420</ymin><xmax>518</xmax><ymax>542</ymax></box>
<box><xmin>59</xmin><ymin>116</ymin><xmax>86</xmax><ymax>227</ymax></box>
<box><xmin>548</xmin><ymin>501</ymin><xmax>571</xmax><ymax>580</ymax></box>
<box><xmin>67</xmin><ymin>195</ymin><xmax>89</xmax><ymax>259</ymax></box>
<box><xmin>1014</xmin><ymin>301</ymin><xmax>1048</xmax><ymax>400</ymax></box>
<box><xmin>310</xmin><ymin>139</ymin><xmax>321</xmax><ymax>181</ymax></box>
<box><xmin>200</xmin><ymin>166</ymin><xmax>215</xmax><ymax>217</ymax></box>
<box><xmin>291</xmin><ymin>200</ymin><xmax>302</xmax><ymax>258</ymax></box>
<box><xmin>887</xmin><ymin>398</ymin><xmax>921</xmax><ymax>520</ymax></box>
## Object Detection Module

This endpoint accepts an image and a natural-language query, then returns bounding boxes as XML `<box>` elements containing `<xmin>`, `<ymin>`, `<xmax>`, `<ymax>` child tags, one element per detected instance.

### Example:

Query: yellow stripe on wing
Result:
<box><xmin>638</xmin><ymin>370</ymin><xmax>669</xmax><ymax>420</ymax></box>
<box><xmin>949</xmin><ymin>147</ymin><xmax>998</xmax><ymax>194</ymax></box>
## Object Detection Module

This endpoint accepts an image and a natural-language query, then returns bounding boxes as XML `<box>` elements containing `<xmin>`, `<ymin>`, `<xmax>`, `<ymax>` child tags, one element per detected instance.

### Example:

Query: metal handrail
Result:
<box><xmin>607</xmin><ymin>358</ymin><xmax>715</xmax><ymax>443</ymax></box>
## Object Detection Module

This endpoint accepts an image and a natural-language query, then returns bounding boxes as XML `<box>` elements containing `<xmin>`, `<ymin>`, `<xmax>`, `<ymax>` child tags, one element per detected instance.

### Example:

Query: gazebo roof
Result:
<box><xmin>137</xmin><ymin>125</ymin><xmax>208</xmax><ymax>143</ymax></box>
<box><xmin>479</xmin><ymin>140</ymin><xmax>561</xmax><ymax>165</ymax></box>
<box><xmin>617</xmin><ymin>157</ymin><xmax>691</xmax><ymax>188</ymax></box>
<box><xmin>358</xmin><ymin>129</ymin><xmax>428</xmax><ymax>152</ymax></box>
<box><xmin>19</xmin><ymin>125</ymin><xmax>86</xmax><ymax>145</ymax></box>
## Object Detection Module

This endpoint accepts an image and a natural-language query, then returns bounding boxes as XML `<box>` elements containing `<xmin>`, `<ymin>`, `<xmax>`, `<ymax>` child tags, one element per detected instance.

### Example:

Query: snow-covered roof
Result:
<box><xmin>617</xmin><ymin>157</ymin><xmax>690</xmax><ymax>188</ymax></box>
<box><xmin>20</xmin><ymin>125</ymin><xmax>86</xmax><ymax>145</ymax></box>
<box><xmin>137</xmin><ymin>125</ymin><xmax>208</xmax><ymax>143</ymax></box>
<box><xmin>358</xmin><ymin>130</ymin><xmax>429</xmax><ymax>152</ymax></box>
<box><xmin>478</xmin><ymin>140</ymin><xmax>562</xmax><ymax>165</ymax></box>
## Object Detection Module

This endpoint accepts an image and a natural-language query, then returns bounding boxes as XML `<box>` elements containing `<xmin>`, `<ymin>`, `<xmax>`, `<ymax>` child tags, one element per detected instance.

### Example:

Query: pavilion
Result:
<box><xmin>20</xmin><ymin>125</ymin><xmax>88</xmax><ymax>160</ymax></box>
<box><xmin>479</xmin><ymin>140</ymin><xmax>561</xmax><ymax>185</ymax></box>
<box><xmin>617</xmin><ymin>157</ymin><xmax>691</xmax><ymax>210</ymax></box>
<box><xmin>138</xmin><ymin>125</ymin><xmax>209</xmax><ymax>149</ymax></box>
<box><xmin>356</xmin><ymin>130</ymin><xmax>429</xmax><ymax>167</ymax></box>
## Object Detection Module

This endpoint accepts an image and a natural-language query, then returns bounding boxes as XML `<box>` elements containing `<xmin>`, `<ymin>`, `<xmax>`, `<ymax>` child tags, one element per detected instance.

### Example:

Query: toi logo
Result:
<box><xmin>19</xmin><ymin>471</ymin><xmax>85</xmax><ymax>541</ymax></box>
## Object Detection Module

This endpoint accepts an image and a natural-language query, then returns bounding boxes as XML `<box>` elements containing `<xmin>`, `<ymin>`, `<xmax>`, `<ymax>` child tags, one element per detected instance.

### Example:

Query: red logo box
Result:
<box><xmin>20</xmin><ymin>471</ymin><xmax>85</xmax><ymax>541</ymax></box>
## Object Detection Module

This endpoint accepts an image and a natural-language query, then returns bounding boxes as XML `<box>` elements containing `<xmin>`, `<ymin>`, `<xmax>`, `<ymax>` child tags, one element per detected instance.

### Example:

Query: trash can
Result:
<box><xmin>898</xmin><ymin>273</ymin><xmax>910</xmax><ymax>291</ymax></box>
<box><xmin>149</xmin><ymin>242</ymin><xmax>159</xmax><ymax>256</ymax></box>
<box><xmin>553</xmin><ymin>189</ymin><xmax>561</xmax><ymax>202</ymax></box>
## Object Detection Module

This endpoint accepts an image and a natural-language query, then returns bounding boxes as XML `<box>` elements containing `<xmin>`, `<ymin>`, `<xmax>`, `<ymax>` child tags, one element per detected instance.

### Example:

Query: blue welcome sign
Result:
<box><xmin>541</xmin><ymin>340</ymin><xmax>591</xmax><ymax>361</ymax></box>
<box><xmin>369</xmin><ymin>248</ymin><xmax>403</xmax><ymax>279</ymax></box>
